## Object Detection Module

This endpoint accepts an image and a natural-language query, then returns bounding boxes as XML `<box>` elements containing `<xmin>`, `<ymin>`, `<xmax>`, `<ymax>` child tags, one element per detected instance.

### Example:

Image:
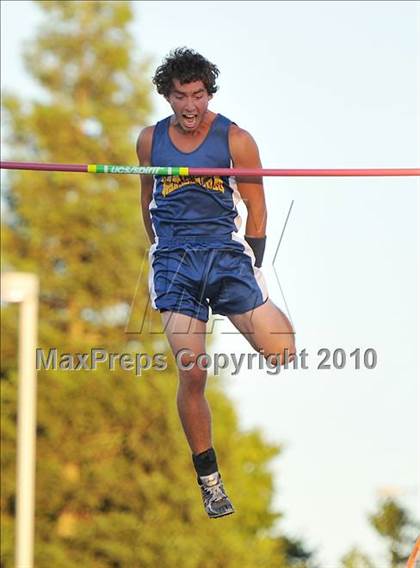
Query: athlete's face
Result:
<box><xmin>167</xmin><ymin>79</ymin><xmax>212</xmax><ymax>132</ymax></box>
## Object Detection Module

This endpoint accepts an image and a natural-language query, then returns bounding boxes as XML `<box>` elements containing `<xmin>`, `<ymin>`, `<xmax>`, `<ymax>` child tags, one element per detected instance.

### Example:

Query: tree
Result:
<box><xmin>340</xmin><ymin>547</ymin><xmax>376</xmax><ymax>568</ymax></box>
<box><xmin>274</xmin><ymin>535</ymin><xmax>317</xmax><ymax>568</ymax></box>
<box><xmin>1</xmin><ymin>2</ymin><xmax>313</xmax><ymax>567</ymax></box>
<box><xmin>340</xmin><ymin>497</ymin><xmax>420</xmax><ymax>568</ymax></box>
<box><xmin>369</xmin><ymin>498</ymin><xmax>420</xmax><ymax>568</ymax></box>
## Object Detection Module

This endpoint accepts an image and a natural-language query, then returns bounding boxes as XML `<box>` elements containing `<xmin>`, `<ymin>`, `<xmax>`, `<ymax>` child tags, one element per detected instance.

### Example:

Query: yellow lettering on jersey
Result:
<box><xmin>162</xmin><ymin>176</ymin><xmax>225</xmax><ymax>197</ymax></box>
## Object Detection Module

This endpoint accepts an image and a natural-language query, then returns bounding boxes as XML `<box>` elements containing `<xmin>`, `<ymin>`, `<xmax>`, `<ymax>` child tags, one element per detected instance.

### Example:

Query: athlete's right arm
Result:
<box><xmin>136</xmin><ymin>126</ymin><xmax>155</xmax><ymax>245</ymax></box>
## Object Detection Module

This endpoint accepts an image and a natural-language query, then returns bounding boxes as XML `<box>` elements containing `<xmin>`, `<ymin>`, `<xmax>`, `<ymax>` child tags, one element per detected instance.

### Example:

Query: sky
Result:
<box><xmin>1</xmin><ymin>1</ymin><xmax>419</xmax><ymax>565</ymax></box>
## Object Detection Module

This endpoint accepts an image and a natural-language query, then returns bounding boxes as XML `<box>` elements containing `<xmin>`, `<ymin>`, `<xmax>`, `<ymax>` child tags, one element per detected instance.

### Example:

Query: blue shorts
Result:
<box><xmin>149</xmin><ymin>237</ymin><xmax>268</xmax><ymax>322</ymax></box>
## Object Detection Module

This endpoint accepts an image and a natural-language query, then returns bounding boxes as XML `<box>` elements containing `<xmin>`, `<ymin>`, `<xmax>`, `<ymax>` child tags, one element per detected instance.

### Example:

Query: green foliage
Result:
<box><xmin>1</xmin><ymin>2</ymin><xmax>314</xmax><ymax>566</ymax></box>
<box><xmin>369</xmin><ymin>498</ymin><xmax>420</xmax><ymax>568</ymax></box>
<box><xmin>340</xmin><ymin>547</ymin><xmax>376</xmax><ymax>568</ymax></box>
<box><xmin>273</xmin><ymin>535</ymin><xmax>316</xmax><ymax>568</ymax></box>
<box><xmin>340</xmin><ymin>498</ymin><xmax>420</xmax><ymax>568</ymax></box>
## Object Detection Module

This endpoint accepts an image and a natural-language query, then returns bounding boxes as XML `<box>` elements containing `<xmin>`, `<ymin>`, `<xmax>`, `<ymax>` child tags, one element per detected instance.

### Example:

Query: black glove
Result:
<box><xmin>244</xmin><ymin>235</ymin><xmax>266</xmax><ymax>268</ymax></box>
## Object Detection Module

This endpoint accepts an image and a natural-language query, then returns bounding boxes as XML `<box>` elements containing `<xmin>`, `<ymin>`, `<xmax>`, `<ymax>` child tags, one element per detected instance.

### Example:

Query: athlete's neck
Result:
<box><xmin>171</xmin><ymin>111</ymin><xmax>216</xmax><ymax>138</ymax></box>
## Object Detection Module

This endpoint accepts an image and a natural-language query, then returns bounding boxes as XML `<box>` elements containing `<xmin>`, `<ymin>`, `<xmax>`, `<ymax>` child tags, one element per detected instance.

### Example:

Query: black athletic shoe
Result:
<box><xmin>198</xmin><ymin>472</ymin><xmax>235</xmax><ymax>518</ymax></box>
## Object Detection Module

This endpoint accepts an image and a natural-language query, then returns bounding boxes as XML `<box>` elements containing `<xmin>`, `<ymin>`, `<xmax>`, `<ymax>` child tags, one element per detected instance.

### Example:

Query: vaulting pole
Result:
<box><xmin>1</xmin><ymin>161</ymin><xmax>419</xmax><ymax>177</ymax></box>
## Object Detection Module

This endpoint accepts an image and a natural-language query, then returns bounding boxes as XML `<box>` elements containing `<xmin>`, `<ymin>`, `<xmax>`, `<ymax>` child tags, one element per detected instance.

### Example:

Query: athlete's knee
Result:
<box><xmin>266</xmin><ymin>336</ymin><xmax>296</xmax><ymax>367</ymax></box>
<box><xmin>284</xmin><ymin>334</ymin><xmax>296</xmax><ymax>359</ymax></box>
<box><xmin>178</xmin><ymin>363</ymin><xmax>207</xmax><ymax>394</ymax></box>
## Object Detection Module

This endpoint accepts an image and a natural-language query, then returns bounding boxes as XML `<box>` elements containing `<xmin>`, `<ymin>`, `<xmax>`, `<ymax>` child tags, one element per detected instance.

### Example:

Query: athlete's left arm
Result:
<box><xmin>229</xmin><ymin>125</ymin><xmax>267</xmax><ymax>239</ymax></box>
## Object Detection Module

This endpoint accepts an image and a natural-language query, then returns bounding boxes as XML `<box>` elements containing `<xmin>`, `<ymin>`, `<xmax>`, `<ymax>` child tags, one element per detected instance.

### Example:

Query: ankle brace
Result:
<box><xmin>192</xmin><ymin>447</ymin><xmax>218</xmax><ymax>477</ymax></box>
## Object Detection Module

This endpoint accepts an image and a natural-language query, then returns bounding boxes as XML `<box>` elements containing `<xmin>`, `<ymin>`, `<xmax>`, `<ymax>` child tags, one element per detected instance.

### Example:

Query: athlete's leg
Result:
<box><xmin>228</xmin><ymin>299</ymin><xmax>296</xmax><ymax>365</ymax></box>
<box><xmin>161</xmin><ymin>310</ymin><xmax>212</xmax><ymax>455</ymax></box>
<box><xmin>161</xmin><ymin>309</ymin><xmax>235</xmax><ymax>517</ymax></box>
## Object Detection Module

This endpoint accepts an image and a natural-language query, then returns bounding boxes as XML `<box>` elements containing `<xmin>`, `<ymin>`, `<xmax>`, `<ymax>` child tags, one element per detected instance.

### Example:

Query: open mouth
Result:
<box><xmin>182</xmin><ymin>114</ymin><xmax>198</xmax><ymax>128</ymax></box>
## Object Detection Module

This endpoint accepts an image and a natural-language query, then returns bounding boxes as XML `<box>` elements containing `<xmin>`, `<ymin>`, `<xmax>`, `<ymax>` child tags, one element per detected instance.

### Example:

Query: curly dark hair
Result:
<box><xmin>152</xmin><ymin>47</ymin><xmax>220</xmax><ymax>97</ymax></box>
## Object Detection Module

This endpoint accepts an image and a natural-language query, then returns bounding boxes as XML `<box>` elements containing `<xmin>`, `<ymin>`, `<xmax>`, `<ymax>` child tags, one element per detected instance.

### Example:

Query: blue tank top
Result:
<box><xmin>150</xmin><ymin>114</ymin><xmax>243</xmax><ymax>247</ymax></box>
